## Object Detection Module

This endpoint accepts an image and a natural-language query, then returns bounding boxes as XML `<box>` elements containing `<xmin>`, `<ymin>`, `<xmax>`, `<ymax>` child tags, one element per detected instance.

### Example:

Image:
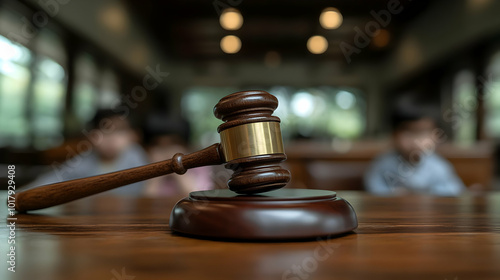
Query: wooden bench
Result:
<box><xmin>285</xmin><ymin>140</ymin><xmax>494</xmax><ymax>191</ymax></box>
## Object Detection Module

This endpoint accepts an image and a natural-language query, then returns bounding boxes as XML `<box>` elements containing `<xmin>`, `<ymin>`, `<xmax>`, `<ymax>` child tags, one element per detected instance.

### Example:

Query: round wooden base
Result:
<box><xmin>169</xmin><ymin>189</ymin><xmax>357</xmax><ymax>240</ymax></box>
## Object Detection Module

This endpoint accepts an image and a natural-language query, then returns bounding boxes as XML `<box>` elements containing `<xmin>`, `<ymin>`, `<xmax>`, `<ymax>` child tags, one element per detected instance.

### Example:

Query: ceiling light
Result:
<box><xmin>220</xmin><ymin>35</ymin><xmax>241</xmax><ymax>54</ymax></box>
<box><xmin>307</xmin><ymin>35</ymin><xmax>328</xmax><ymax>54</ymax></box>
<box><xmin>220</xmin><ymin>8</ymin><xmax>243</xmax><ymax>30</ymax></box>
<box><xmin>319</xmin><ymin>8</ymin><xmax>343</xmax><ymax>30</ymax></box>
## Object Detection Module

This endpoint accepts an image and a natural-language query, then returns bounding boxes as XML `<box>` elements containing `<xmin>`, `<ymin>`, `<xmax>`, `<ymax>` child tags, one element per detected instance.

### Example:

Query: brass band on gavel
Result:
<box><xmin>219</xmin><ymin>121</ymin><xmax>284</xmax><ymax>162</ymax></box>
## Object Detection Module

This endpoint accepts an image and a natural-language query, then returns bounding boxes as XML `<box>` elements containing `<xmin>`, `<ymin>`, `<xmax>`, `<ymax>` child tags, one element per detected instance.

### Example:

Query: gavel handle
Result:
<box><xmin>14</xmin><ymin>143</ymin><xmax>224</xmax><ymax>212</ymax></box>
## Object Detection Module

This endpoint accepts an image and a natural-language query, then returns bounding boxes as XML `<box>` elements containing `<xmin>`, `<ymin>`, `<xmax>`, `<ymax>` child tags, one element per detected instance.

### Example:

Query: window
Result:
<box><xmin>288</xmin><ymin>86</ymin><xmax>365</xmax><ymax>140</ymax></box>
<box><xmin>31</xmin><ymin>56</ymin><xmax>66</xmax><ymax>149</ymax></box>
<box><xmin>485</xmin><ymin>51</ymin><xmax>500</xmax><ymax>138</ymax></box>
<box><xmin>0</xmin><ymin>34</ymin><xmax>67</xmax><ymax>149</ymax></box>
<box><xmin>98</xmin><ymin>67</ymin><xmax>120</xmax><ymax>108</ymax></box>
<box><xmin>182</xmin><ymin>86</ymin><xmax>366</xmax><ymax>147</ymax></box>
<box><xmin>0</xmin><ymin>35</ymin><xmax>32</xmax><ymax>147</ymax></box>
<box><xmin>73</xmin><ymin>53</ymin><xmax>99</xmax><ymax>127</ymax></box>
<box><xmin>451</xmin><ymin>69</ymin><xmax>477</xmax><ymax>145</ymax></box>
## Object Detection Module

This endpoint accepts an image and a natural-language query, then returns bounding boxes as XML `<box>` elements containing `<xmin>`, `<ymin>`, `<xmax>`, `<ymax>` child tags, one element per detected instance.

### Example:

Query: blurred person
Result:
<box><xmin>364</xmin><ymin>99</ymin><xmax>465</xmax><ymax>196</ymax></box>
<box><xmin>143</xmin><ymin>113</ymin><xmax>213</xmax><ymax>196</ymax></box>
<box><xmin>22</xmin><ymin>109</ymin><xmax>149</xmax><ymax>196</ymax></box>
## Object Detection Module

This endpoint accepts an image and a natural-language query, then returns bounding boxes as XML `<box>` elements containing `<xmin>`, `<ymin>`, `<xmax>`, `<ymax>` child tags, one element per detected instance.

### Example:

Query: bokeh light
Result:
<box><xmin>99</xmin><ymin>3</ymin><xmax>128</xmax><ymax>34</ymax></box>
<box><xmin>373</xmin><ymin>29</ymin><xmax>391</xmax><ymax>48</ymax></box>
<box><xmin>291</xmin><ymin>91</ymin><xmax>315</xmax><ymax>117</ymax></box>
<box><xmin>220</xmin><ymin>35</ymin><xmax>241</xmax><ymax>54</ymax></box>
<box><xmin>307</xmin><ymin>35</ymin><xmax>328</xmax><ymax>54</ymax></box>
<box><xmin>319</xmin><ymin>7</ymin><xmax>343</xmax><ymax>29</ymax></box>
<box><xmin>336</xmin><ymin>91</ymin><xmax>356</xmax><ymax>109</ymax></box>
<box><xmin>220</xmin><ymin>8</ymin><xmax>243</xmax><ymax>30</ymax></box>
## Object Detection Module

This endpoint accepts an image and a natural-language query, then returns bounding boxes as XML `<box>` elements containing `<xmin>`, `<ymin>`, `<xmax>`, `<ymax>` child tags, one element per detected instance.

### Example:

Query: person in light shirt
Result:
<box><xmin>23</xmin><ymin>109</ymin><xmax>149</xmax><ymax>196</ymax></box>
<box><xmin>364</xmin><ymin>102</ymin><xmax>465</xmax><ymax>196</ymax></box>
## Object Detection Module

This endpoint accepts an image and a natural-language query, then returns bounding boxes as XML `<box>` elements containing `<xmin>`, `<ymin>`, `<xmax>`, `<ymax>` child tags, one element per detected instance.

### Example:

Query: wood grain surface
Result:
<box><xmin>170</xmin><ymin>189</ymin><xmax>357</xmax><ymax>239</ymax></box>
<box><xmin>1</xmin><ymin>191</ymin><xmax>500</xmax><ymax>280</ymax></box>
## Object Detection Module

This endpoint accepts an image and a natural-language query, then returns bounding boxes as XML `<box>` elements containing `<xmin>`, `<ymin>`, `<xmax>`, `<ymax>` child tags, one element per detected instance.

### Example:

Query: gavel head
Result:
<box><xmin>213</xmin><ymin>90</ymin><xmax>291</xmax><ymax>195</ymax></box>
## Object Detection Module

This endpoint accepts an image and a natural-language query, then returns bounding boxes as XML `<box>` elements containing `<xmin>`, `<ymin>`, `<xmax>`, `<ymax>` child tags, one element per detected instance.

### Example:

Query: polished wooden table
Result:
<box><xmin>1</xmin><ymin>191</ymin><xmax>500</xmax><ymax>280</ymax></box>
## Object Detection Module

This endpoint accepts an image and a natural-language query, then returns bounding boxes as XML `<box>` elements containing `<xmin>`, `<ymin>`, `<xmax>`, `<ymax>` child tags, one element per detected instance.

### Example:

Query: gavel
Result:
<box><xmin>14</xmin><ymin>90</ymin><xmax>291</xmax><ymax>212</ymax></box>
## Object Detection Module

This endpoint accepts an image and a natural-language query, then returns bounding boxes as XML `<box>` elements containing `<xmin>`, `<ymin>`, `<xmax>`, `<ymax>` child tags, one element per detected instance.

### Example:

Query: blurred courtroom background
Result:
<box><xmin>1</xmin><ymin>0</ymin><xmax>500</xmax><ymax>191</ymax></box>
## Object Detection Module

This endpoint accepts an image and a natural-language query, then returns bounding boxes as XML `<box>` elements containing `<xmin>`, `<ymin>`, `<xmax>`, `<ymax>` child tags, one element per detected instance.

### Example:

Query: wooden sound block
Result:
<box><xmin>169</xmin><ymin>189</ymin><xmax>357</xmax><ymax>240</ymax></box>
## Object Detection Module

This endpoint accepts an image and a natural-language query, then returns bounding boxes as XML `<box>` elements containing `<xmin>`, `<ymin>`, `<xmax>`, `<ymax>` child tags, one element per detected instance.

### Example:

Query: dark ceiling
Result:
<box><xmin>125</xmin><ymin>0</ymin><xmax>431</xmax><ymax>62</ymax></box>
